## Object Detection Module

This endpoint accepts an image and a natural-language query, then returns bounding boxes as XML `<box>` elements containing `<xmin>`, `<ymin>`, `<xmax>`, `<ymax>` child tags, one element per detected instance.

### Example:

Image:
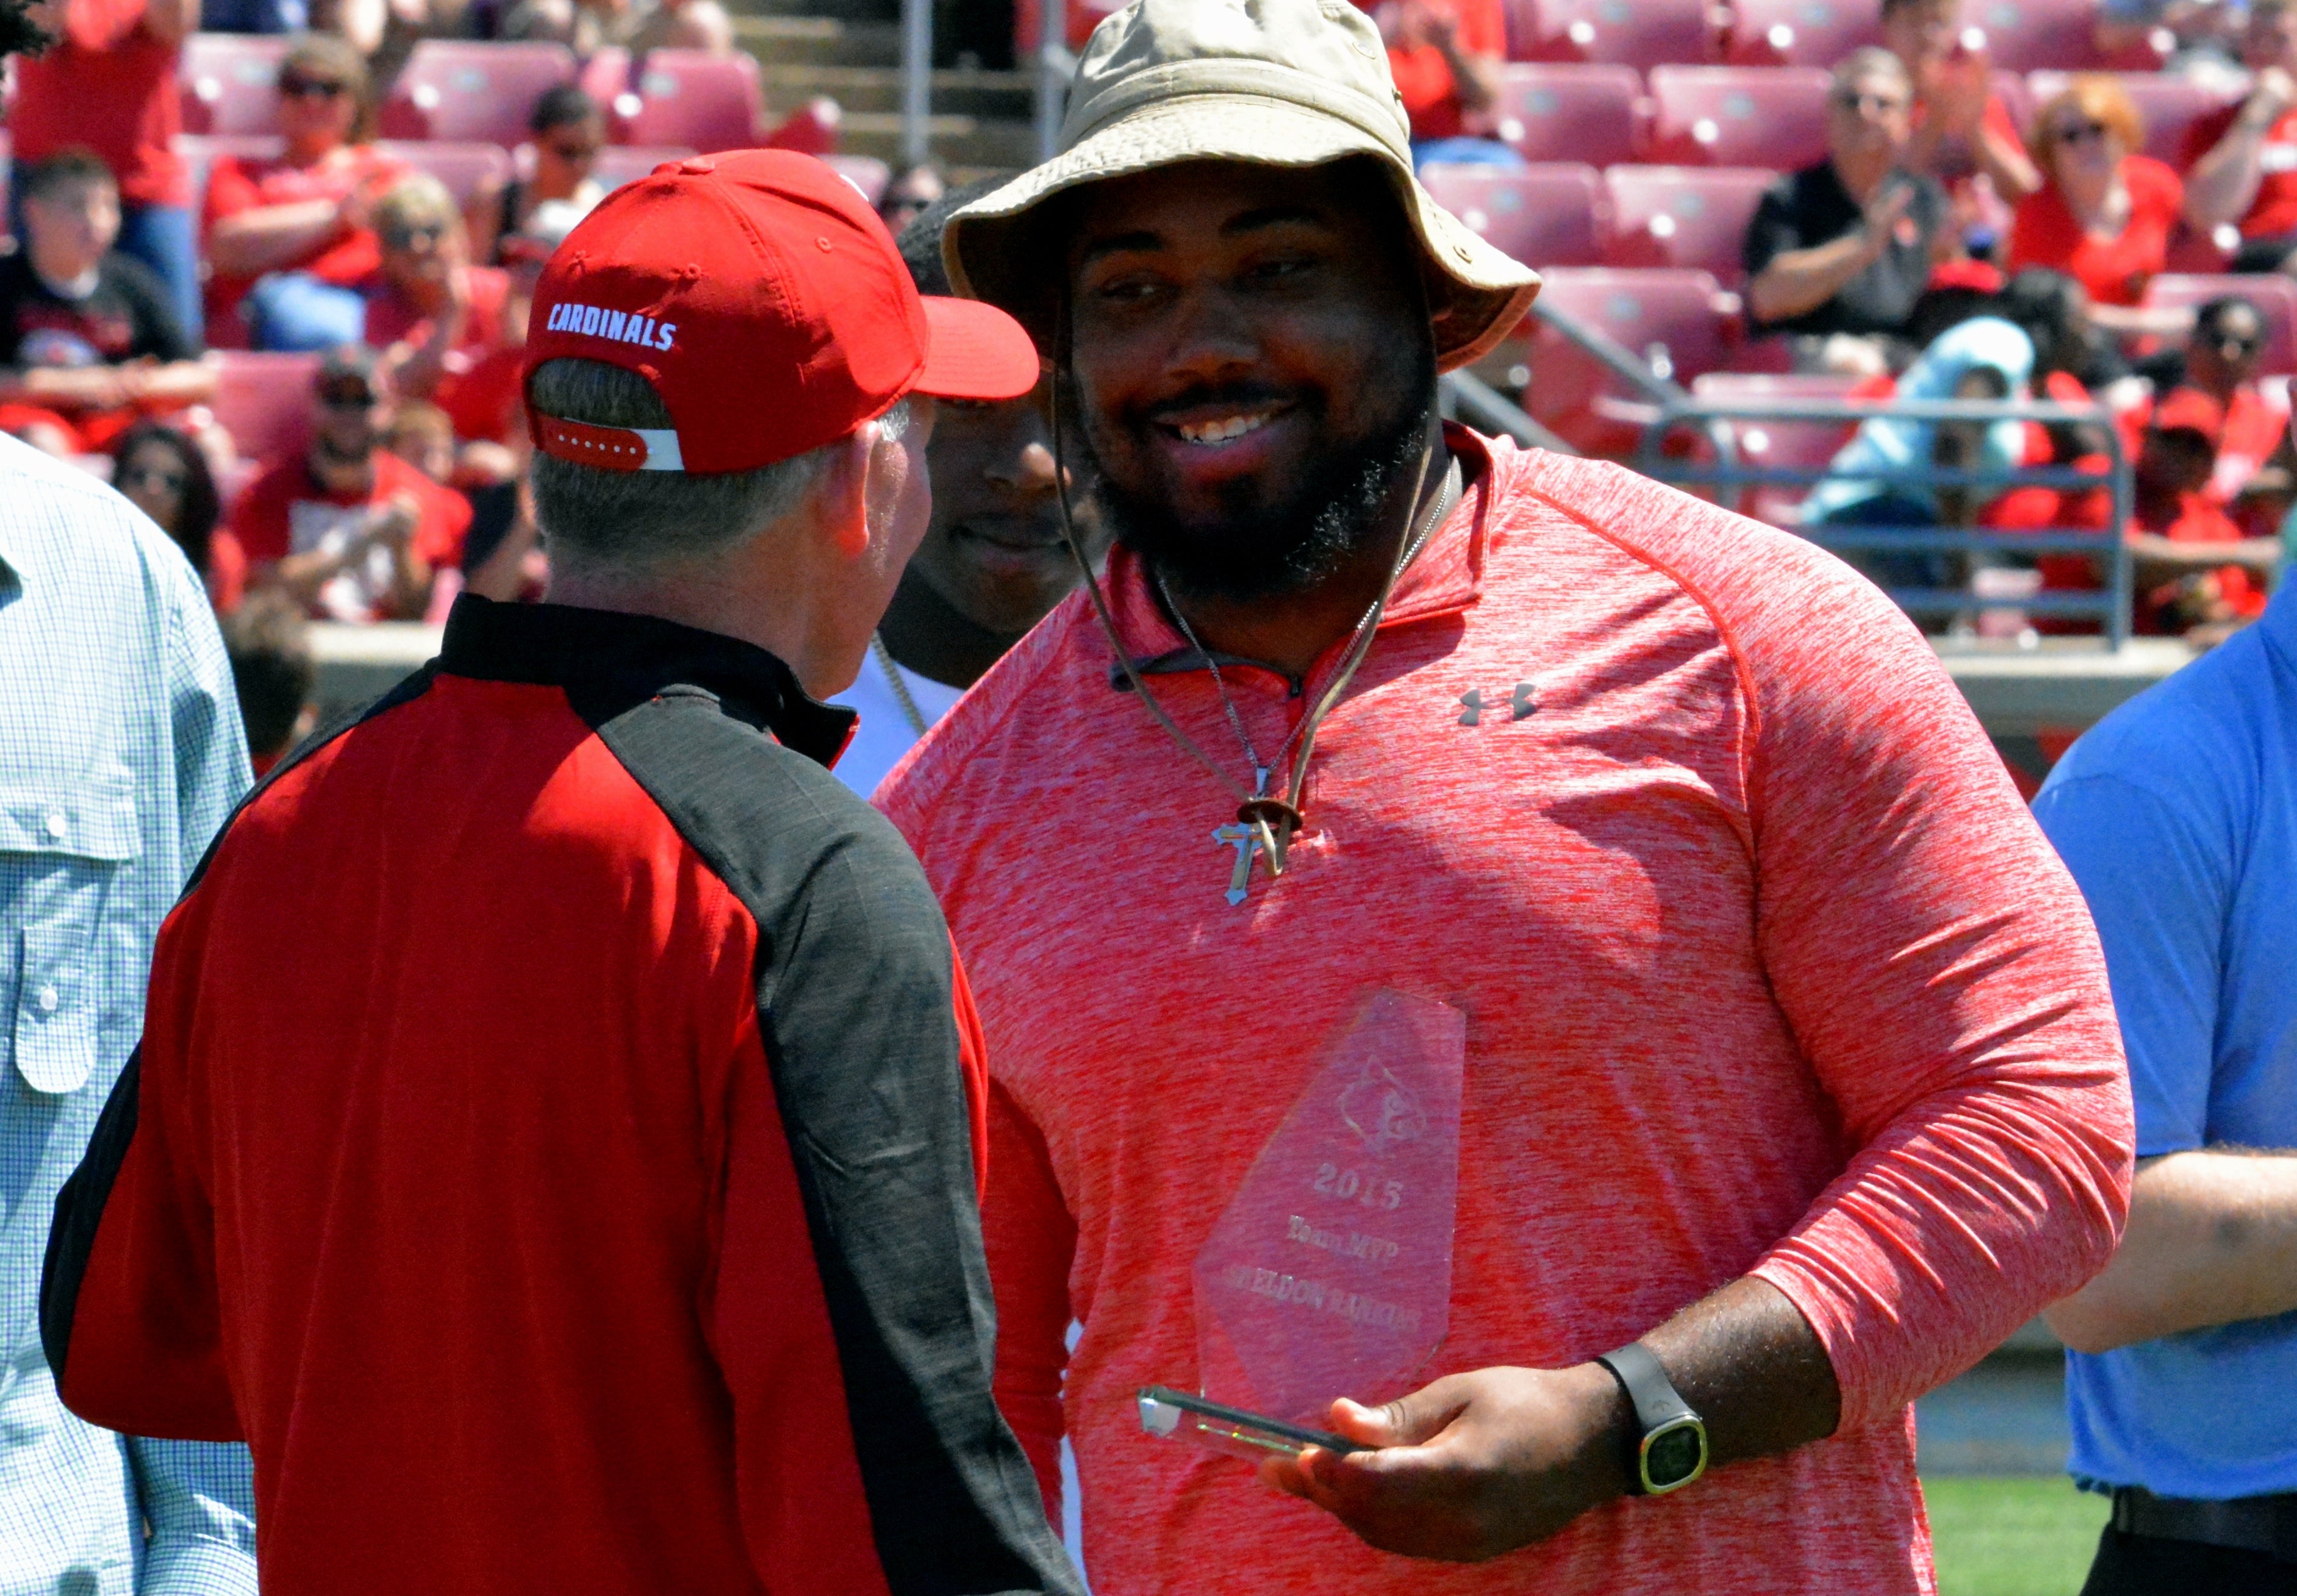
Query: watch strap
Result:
<box><xmin>1594</xmin><ymin>1341</ymin><xmax>1703</xmax><ymax>1495</ymax></box>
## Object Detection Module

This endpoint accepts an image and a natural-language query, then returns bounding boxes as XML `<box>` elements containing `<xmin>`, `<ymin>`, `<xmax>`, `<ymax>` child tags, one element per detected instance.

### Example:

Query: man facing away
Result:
<box><xmin>833</xmin><ymin>177</ymin><xmax>1110</xmax><ymax>796</ymax></box>
<box><xmin>879</xmin><ymin>2</ymin><xmax>2137</xmax><ymax>1591</ymax></box>
<box><xmin>2035</xmin><ymin>579</ymin><xmax>2297</xmax><ymax>1595</ymax></box>
<box><xmin>41</xmin><ymin>149</ymin><xmax>1084</xmax><ymax>1596</ymax></box>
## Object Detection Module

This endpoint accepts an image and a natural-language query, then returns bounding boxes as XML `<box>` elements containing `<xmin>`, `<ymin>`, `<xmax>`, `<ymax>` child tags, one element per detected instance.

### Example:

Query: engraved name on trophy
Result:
<box><xmin>1140</xmin><ymin>989</ymin><xmax>1464</xmax><ymax>1460</ymax></box>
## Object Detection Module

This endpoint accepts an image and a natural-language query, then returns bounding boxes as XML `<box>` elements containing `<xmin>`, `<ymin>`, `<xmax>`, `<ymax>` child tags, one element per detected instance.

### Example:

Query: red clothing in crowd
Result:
<box><xmin>1358</xmin><ymin>0</ymin><xmax>1507</xmax><ymax>143</ymax></box>
<box><xmin>9</xmin><ymin>0</ymin><xmax>187</xmax><ymax>209</ymax></box>
<box><xmin>361</xmin><ymin>265</ymin><xmax>512</xmax><ymax>359</ymax></box>
<box><xmin>2184</xmin><ymin>102</ymin><xmax>2297</xmax><ymax>237</ymax></box>
<box><xmin>2007</xmin><ymin>156</ymin><xmax>2184</xmax><ymax>306</ymax></box>
<box><xmin>880</xmin><ymin>432</ymin><xmax>2132</xmax><ymax>1595</ymax></box>
<box><xmin>202</xmin><ymin>146</ymin><xmax>412</xmax><ymax>340</ymax></box>
<box><xmin>435</xmin><ymin>344</ymin><xmax>526</xmax><ymax>443</ymax></box>
<box><xmin>225</xmin><ymin>450</ymin><xmax>470</xmax><ymax>621</ymax></box>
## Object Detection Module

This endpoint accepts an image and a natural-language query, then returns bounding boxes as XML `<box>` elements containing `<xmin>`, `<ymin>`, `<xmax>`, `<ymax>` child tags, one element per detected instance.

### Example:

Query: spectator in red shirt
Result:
<box><xmin>1360</xmin><ymin>0</ymin><xmax>1517</xmax><ymax>168</ymax></box>
<box><xmin>226</xmin><ymin>346</ymin><xmax>471</xmax><ymax>621</ymax></box>
<box><xmin>359</xmin><ymin>174</ymin><xmax>512</xmax><ymax>407</ymax></box>
<box><xmin>2182</xmin><ymin>0</ymin><xmax>2297</xmax><ymax>273</ymax></box>
<box><xmin>2010</xmin><ymin>77</ymin><xmax>2188</xmax><ymax>337</ymax></box>
<box><xmin>9</xmin><ymin>0</ymin><xmax>202</xmax><ymax>340</ymax></box>
<box><xmin>203</xmin><ymin>34</ymin><xmax>411</xmax><ymax>349</ymax></box>
<box><xmin>0</xmin><ymin>151</ymin><xmax>216</xmax><ymax>457</ymax></box>
<box><xmin>1882</xmin><ymin>0</ymin><xmax>2042</xmax><ymax>212</ymax></box>
<box><xmin>2128</xmin><ymin>387</ymin><xmax>2282</xmax><ymax>635</ymax></box>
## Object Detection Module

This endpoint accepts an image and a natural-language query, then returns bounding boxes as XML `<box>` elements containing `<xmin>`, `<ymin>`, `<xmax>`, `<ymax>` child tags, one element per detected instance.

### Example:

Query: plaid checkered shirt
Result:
<box><xmin>0</xmin><ymin>435</ymin><xmax>257</xmax><ymax>1594</ymax></box>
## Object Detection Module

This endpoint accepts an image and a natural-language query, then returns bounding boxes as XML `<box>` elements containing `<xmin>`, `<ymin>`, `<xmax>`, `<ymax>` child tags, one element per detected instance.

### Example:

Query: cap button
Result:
<box><xmin>678</xmin><ymin>156</ymin><xmax>718</xmax><ymax>175</ymax></box>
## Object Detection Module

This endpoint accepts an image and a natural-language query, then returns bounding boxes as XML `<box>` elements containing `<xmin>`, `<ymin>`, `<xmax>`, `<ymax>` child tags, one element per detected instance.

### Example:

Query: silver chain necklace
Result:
<box><xmin>869</xmin><ymin>632</ymin><xmax>931</xmax><ymax>739</ymax></box>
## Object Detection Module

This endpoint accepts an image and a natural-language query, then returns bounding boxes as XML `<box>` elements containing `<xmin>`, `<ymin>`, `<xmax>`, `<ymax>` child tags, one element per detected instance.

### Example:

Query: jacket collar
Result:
<box><xmin>439</xmin><ymin>595</ymin><xmax>858</xmax><ymax>768</ymax></box>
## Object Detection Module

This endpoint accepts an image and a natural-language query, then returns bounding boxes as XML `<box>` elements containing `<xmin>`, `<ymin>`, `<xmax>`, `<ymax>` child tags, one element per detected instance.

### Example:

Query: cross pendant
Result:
<box><xmin>1211</xmin><ymin>815</ymin><xmax>1287</xmax><ymax>906</ymax></box>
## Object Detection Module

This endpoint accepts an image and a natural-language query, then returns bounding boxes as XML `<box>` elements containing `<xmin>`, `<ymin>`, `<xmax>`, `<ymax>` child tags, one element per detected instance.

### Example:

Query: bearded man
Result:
<box><xmin>878</xmin><ymin>2</ymin><xmax>2136</xmax><ymax>1591</ymax></box>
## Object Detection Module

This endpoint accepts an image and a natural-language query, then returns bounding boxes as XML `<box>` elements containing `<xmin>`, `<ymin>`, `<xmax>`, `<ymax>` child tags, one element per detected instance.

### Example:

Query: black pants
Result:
<box><xmin>2081</xmin><ymin>1526</ymin><xmax>2297</xmax><ymax>1594</ymax></box>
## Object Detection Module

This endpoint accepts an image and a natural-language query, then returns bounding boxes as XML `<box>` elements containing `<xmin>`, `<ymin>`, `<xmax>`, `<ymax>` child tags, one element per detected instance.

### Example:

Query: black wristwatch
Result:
<box><xmin>1594</xmin><ymin>1342</ymin><xmax>1708</xmax><ymax>1496</ymax></box>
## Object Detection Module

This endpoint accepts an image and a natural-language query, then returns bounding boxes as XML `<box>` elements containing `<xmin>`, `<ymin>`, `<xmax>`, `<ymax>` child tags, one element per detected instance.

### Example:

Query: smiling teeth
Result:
<box><xmin>1178</xmin><ymin>410</ymin><xmax>1275</xmax><ymax>445</ymax></box>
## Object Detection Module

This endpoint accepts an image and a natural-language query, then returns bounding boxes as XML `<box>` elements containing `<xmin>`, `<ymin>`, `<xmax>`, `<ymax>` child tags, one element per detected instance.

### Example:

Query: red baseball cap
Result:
<box><xmin>2151</xmin><ymin>387</ymin><xmax>2226</xmax><ymax>446</ymax></box>
<box><xmin>523</xmin><ymin>149</ymin><xmax>1040</xmax><ymax>474</ymax></box>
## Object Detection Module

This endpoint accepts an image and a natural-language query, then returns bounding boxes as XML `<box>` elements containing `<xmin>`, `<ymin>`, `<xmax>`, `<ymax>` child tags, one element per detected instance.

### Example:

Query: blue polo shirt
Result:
<box><xmin>2034</xmin><ymin>582</ymin><xmax>2297</xmax><ymax>1500</ymax></box>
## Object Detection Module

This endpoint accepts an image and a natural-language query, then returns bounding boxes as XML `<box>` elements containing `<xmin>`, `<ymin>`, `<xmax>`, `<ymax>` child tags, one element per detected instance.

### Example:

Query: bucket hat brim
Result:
<box><xmin>944</xmin><ymin>91</ymin><xmax>1539</xmax><ymax>374</ymax></box>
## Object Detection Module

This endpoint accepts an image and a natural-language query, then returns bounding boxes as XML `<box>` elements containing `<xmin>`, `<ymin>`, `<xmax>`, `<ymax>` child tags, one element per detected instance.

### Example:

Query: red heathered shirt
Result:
<box><xmin>9</xmin><ymin>0</ymin><xmax>187</xmax><ymax>208</ymax></box>
<box><xmin>878</xmin><ymin>431</ymin><xmax>2133</xmax><ymax>1595</ymax></box>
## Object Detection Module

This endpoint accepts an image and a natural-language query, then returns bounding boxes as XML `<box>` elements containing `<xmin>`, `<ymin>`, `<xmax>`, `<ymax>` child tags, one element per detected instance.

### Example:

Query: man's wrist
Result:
<box><xmin>1568</xmin><ymin>1359</ymin><xmax>1638</xmax><ymax>1502</ymax></box>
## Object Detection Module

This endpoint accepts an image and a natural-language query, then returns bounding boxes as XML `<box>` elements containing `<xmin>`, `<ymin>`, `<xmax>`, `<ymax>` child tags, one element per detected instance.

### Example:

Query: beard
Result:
<box><xmin>1080</xmin><ymin>344</ymin><xmax>1439</xmax><ymax>605</ymax></box>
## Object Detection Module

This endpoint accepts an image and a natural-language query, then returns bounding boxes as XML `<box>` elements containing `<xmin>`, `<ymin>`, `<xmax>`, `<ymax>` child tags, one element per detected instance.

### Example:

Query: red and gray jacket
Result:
<box><xmin>43</xmin><ymin>595</ymin><xmax>1080</xmax><ymax>1596</ymax></box>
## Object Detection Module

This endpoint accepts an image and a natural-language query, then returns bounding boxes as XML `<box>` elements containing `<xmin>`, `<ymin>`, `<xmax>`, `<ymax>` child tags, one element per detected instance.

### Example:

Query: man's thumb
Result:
<box><xmin>1329</xmin><ymin>1378</ymin><xmax>1465</xmax><ymax>1449</ymax></box>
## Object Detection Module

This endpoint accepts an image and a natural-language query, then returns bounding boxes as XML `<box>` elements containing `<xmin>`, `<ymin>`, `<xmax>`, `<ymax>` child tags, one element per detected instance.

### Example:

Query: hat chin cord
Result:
<box><xmin>1046</xmin><ymin>278</ymin><xmax>1458</xmax><ymax>873</ymax></box>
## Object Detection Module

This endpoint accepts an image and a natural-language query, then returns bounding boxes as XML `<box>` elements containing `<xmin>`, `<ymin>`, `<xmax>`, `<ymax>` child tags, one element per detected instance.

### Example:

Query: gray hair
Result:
<box><xmin>1833</xmin><ymin>46</ymin><xmax>1912</xmax><ymax>99</ymax></box>
<box><xmin>529</xmin><ymin>358</ymin><xmax>908</xmax><ymax>574</ymax></box>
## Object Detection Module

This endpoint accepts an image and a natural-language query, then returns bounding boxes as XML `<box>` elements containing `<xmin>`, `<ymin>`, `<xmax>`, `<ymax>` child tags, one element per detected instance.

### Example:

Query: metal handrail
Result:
<box><xmin>1528</xmin><ymin>296</ymin><xmax>1740</xmax><ymax>471</ymax></box>
<box><xmin>1636</xmin><ymin>393</ymin><xmax>2136</xmax><ymax>648</ymax></box>
<box><xmin>1442</xmin><ymin>370</ymin><xmax>1577</xmax><ymax>455</ymax></box>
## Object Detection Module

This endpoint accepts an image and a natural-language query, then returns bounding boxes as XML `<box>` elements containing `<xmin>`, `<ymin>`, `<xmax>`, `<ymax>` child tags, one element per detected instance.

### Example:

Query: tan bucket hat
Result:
<box><xmin>941</xmin><ymin>0</ymin><xmax>1540</xmax><ymax>373</ymax></box>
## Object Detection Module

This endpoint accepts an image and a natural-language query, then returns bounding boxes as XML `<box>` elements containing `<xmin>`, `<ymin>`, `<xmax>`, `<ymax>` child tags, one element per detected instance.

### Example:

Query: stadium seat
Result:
<box><xmin>1524</xmin><ymin>267</ymin><xmax>1743</xmax><ymax>454</ymax></box>
<box><xmin>1966</xmin><ymin>0</ymin><xmax>2121</xmax><ymax>71</ymax></box>
<box><xmin>592</xmin><ymin>145</ymin><xmax>695</xmax><ymax>191</ymax></box>
<box><xmin>1604</xmin><ymin>166</ymin><xmax>1776</xmax><ymax>285</ymax></box>
<box><xmin>209</xmin><ymin>351</ymin><xmax>321</xmax><ymax>467</ymax></box>
<box><xmin>179</xmin><ymin>33</ymin><xmax>292</xmax><ymax>137</ymax></box>
<box><xmin>371</xmin><ymin>141</ymin><xmax>515</xmax><ymax>209</ymax></box>
<box><xmin>177</xmin><ymin>133</ymin><xmax>283</xmax><ymax>215</ymax></box>
<box><xmin>1492</xmin><ymin>63</ymin><xmax>1643</xmax><ymax>168</ymax></box>
<box><xmin>822</xmin><ymin>152</ymin><xmax>892</xmax><ymax>209</ymax></box>
<box><xmin>1646</xmin><ymin>65</ymin><xmax>1833</xmax><ymax>169</ymax></box>
<box><xmin>1688</xmin><ymin>371</ymin><xmax>1863</xmax><ymax>523</ymax></box>
<box><xmin>2146</xmin><ymin>274</ymin><xmax>2297</xmax><ymax>374</ymax></box>
<box><xmin>379</xmin><ymin>41</ymin><xmax>578</xmax><ymax>146</ymax></box>
<box><xmin>1723</xmin><ymin>0</ymin><xmax>1883</xmax><ymax>67</ymax></box>
<box><xmin>2026</xmin><ymin>70</ymin><xmax>2245</xmax><ymax>166</ymax></box>
<box><xmin>1515</xmin><ymin>0</ymin><xmax>1716</xmax><ymax>69</ymax></box>
<box><xmin>1420</xmin><ymin>162</ymin><xmax>1606</xmax><ymax>270</ymax></box>
<box><xmin>608</xmin><ymin>49</ymin><xmax>763</xmax><ymax>154</ymax></box>
<box><xmin>578</xmin><ymin>46</ymin><xmax>631</xmax><ymax>106</ymax></box>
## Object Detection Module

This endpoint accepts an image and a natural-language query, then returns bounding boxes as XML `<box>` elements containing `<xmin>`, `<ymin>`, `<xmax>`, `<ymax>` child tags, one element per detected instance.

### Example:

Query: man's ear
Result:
<box><xmin>811</xmin><ymin>422</ymin><xmax>877</xmax><ymax>562</ymax></box>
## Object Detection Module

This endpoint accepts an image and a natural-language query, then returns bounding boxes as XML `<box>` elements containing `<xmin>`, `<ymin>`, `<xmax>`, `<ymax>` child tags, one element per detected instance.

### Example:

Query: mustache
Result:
<box><xmin>1133</xmin><ymin>382</ymin><xmax>1307</xmax><ymax>428</ymax></box>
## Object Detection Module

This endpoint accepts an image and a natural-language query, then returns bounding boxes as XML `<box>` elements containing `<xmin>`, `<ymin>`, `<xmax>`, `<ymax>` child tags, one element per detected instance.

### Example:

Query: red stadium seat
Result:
<box><xmin>1724</xmin><ymin>0</ymin><xmax>1883</xmax><ymax>67</ymax></box>
<box><xmin>1647</xmin><ymin>65</ymin><xmax>1833</xmax><ymax>168</ymax></box>
<box><xmin>1604</xmin><ymin>166</ymin><xmax>1776</xmax><ymax>285</ymax></box>
<box><xmin>1966</xmin><ymin>0</ymin><xmax>2119</xmax><ymax>71</ymax></box>
<box><xmin>208</xmin><ymin>351</ymin><xmax>320</xmax><ymax>467</ymax></box>
<box><xmin>1688</xmin><ymin>371</ymin><xmax>1863</xmax><ymax>522</ymax></box>
<box><xmin>1517</xmin><ymin>0</ymin><xmax>1717</xmax><ymax>69</ymax></box>
<box><xmin>179</xmin><ymin>33</ymin><xmax>292</xmax><ymax>137</ymax></box>
<box><xmin>2146</xmin><ymin>274</ymin><xmax>2297</xmax><ymax>374</ymax></box>
<box><xmin>822</xmin><ymin>152</ymin><xmax>892</xmax><ymax>209</ymax></box>
<box><xmin>177</xmin><ymin>133</ymin><xmax>282</xmax><ymax>213</ymax></box>
<box><xmin>2026</xmin><ymin>70</ymin><xmax>2245</xmax><ymax>166</ymax></box>
<box><xmin>1420</xmin><ymin>162</ymin><xmax>1606</xmax><ymax>270</ymax></box>
<box><xmin>608</xmin><ymin>49</ymin><xmax>763</xmax><ymax>154</ymax></box>
<box><xmin>578</xmin><ymin>46</ymin><xmax>630</xmax><ymax>106</ymax></box>
<box><xmin>1492</xmin><ymin>63</ymin><xmax>1643</xmax><ymax>168</ymax></box>
<box><xmin>373</xmin><ymin>141</ymin><xmax>514</xmax><ymax>209</ymax></box>
<box><xmin>592</xmin><ymin>145</ymin><xmax>695</xmax><ymax>191</ymax></box>
<box><xmin>1525</xmin><ymin>267</ymin><xmax>1743</xmax><ymax>454</ymax></box>
<box><xmin>379</xmin><ymin>41</ymin><xmax>577</xmax><ymax>146</ymax></box>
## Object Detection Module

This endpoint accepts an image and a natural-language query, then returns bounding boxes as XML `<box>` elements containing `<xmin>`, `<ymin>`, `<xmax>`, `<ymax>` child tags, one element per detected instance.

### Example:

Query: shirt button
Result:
<box><xmin>43</xmin><ymin>810</ymin><xmax>66</xmax><ymax>839</ymax></box>
<box><xmin>35</xmin><ymin>985</ymin><xmax>59</xmax><ymax>1014</ymax></box>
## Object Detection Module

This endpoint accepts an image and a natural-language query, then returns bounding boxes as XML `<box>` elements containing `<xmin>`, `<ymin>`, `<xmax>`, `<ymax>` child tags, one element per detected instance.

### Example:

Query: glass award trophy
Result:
<box><xmin>1139</xmin><ymin>989</ymin><xmax>1465</xmax><ymax>1461</ymax></box>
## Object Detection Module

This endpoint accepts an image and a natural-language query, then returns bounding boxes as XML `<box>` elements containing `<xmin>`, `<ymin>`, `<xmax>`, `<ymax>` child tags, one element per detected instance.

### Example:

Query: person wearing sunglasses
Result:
<box><xmin>357</xmin><ymin>174</ymin><xmax>512</xmax><ymax>421</ymax></box>
<box><xmin>112</xmin><ymin>420</ymin><xmax>231</xmax><ymax>608</ymax></box>
<box><xmin>2009</xmin><ymin>78</ymin><xmax>2189</xmax><ymax>339</ymax></box>
<box><xmin>469</xmin><ymin>84</ymin><xmax>609</xmax><ymax>268</ymax></box>
<box><xmin>202</xmin><ymin>32</ymin><xmax>412</xmax><ymax>350</ymax></box>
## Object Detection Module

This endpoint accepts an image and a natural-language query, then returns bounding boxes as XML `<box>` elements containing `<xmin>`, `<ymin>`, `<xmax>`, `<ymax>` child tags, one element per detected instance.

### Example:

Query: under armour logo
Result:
<box><xmin>1458</xmin><ymin>684</ymin><xmax>1536</xmax><ymax>726</ymax></box>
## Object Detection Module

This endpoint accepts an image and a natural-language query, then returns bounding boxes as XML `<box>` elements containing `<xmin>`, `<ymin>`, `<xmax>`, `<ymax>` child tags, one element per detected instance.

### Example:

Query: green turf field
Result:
<box><xmin>1924</xmin><ymin>1477</ymin><xmax>2110</xmax><ymax>1596</ymax></box>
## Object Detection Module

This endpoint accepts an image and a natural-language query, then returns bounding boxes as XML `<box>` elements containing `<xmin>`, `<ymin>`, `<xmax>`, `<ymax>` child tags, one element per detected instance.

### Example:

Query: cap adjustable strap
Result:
<box><xmin>533</xmin><ymin>416</ymin><xmax>686</xmax><ymax>472</ymax></box>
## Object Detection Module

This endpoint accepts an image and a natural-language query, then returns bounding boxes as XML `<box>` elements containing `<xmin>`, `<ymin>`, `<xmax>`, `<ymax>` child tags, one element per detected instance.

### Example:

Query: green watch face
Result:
<box><xmin>1641</xmin><ymin>1417</ymin><xmax>1708</xmax><ymax>1494</ymax></box>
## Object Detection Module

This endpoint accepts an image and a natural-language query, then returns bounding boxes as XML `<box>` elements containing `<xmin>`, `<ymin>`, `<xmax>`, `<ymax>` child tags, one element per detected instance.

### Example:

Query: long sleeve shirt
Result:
<box><xmin>878</xmin><ymin>431</ymin><xmax>2135</xmax><ymax>1595</ymax></box>
<box><xmin>0</xmin><ymin>434</ymin><xmax>256</xmax><ymax>1594</ymax></box>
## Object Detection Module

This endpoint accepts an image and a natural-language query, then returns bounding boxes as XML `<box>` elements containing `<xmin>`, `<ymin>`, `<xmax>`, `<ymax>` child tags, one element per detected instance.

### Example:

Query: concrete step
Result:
<box><xmin>837</xmin><ymin>108</ymin><xmax>1040</xmax><ymax>168</ymax></box>
<box><xmin>758</xmin><ymin>60</ymin><xmax>1033</xmax><ymax>118</ymax></box>
<box><xmin>731</xmin><ymin>13</ymin><xmax>903</xmax><ymax>68</ymax></box>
